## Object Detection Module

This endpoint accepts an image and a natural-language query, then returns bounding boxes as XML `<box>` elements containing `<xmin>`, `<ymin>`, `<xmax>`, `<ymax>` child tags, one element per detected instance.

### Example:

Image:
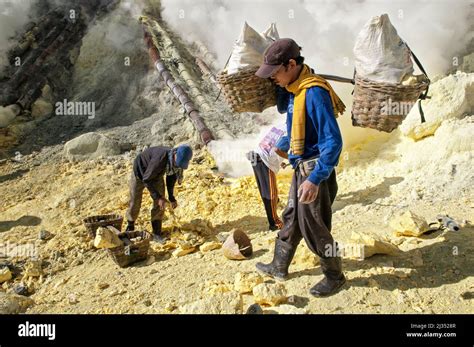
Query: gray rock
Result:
<box><xmin>0</xmin><ymin>105</ymin><xmax>21</xmax><ymax>128</ymax></box>
<box><xmin>12</xmin><ymin>284</ymin><xmax>29</xmax><ymax>296</ymax></box>
<box><xmin>245</xmin><ymin>303</ymin><xmax>263</xmax><ymax>314</ymax></box>
<box><xmin>63</xmin><ymin>132</ymin><xmax>121</xmax><ymax>161</ymax></box>
<box><xmin>38</xmin><ymin>229</ymin><xmax>53</xmax><ymax>241</ymax></box>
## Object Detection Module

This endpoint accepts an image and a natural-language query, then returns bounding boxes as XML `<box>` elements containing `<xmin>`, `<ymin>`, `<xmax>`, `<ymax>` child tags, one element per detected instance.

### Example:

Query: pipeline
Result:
<box><xmin>140</xmin><ymin>16</ymin><xmax>212</xmax><ymax>112</ymax></box>
<box><xmin>140</xmin><ymin>17</ymin><xmax>214</xmax><ymax>145</ymax></box>
<box><xmin>193</xmin><ymin>40</ymin><xmax>220</xmax><ymax>73</ymax></box>
<box><xmin>195</xmin><ymin>57</ymin><xmax>216</xmax><ymax>83</ymax></box>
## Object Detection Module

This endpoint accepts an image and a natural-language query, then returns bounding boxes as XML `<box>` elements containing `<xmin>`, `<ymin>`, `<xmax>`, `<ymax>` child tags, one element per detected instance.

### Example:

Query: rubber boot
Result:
<box><xmin>309</xmin><ymin>256</ymin><xmax>346</xmax><ymax>297</ymax></box>
<box><xmin>255</xmin><ymin>238</ymin><xmax>296</xmax><ymax>280</ymax></box>
<box><xmin>151</xmin><ymin>220</ymin><xmax>166</xmax><ymax>244</ymax></box>
<box><xmin>125</xmin><ymin>221</ymin><xmax>135</xmax><ymax>232</ymax></box>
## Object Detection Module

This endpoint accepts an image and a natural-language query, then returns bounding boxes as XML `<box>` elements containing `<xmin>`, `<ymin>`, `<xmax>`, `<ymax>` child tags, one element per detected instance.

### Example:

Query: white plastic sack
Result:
<box><xmin>354</xmin><ymin>14</ymin><xmax>414</xmax><ymax>84</ymax></box>
<box><xmin>227</xmin><ymin>22</ymin><xmax>279</xmax><ymax>75</ymax></box>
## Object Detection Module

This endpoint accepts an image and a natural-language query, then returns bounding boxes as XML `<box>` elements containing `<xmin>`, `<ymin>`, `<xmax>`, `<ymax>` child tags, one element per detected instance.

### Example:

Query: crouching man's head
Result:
<box><xmin>173</xmin><ymin>144</ymin><xmax>193</xmax><ymax>170</ymax></box>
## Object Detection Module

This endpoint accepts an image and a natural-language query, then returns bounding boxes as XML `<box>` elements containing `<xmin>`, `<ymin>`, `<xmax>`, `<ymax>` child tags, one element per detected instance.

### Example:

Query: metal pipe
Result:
<box><xmin>142</xmin><ymin>31</ymin><xmax>213</xmax><ymax>145</ymax></box>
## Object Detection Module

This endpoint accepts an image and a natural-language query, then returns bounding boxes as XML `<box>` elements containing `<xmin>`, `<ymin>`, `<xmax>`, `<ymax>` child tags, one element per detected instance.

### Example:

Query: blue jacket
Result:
<box><xmin>286</xmin><ymin>86</ymin><xmax>343</xmax><ymax>185</ymax></box>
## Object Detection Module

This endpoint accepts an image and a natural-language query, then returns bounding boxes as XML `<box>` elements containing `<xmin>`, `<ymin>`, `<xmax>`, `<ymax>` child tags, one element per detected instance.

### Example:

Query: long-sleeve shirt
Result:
<box><xmin>286</xmin><ymin>86</ymin><xmax>343</xmax><ymax>185</ymax></box>
<box><xmin>133</xmin><ymin>146</ymin><xmax>177</xmax><ymax>201</ymax></box>
<box><xmin>276</xmin><ymin>135</ymin><xmax>290</xmax><ymax>153</ymax></box>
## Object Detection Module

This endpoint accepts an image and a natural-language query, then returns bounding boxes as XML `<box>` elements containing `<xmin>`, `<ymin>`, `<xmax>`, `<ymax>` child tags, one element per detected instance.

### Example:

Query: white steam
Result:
<box><xmin>162</xmin><ymin>0</ymin><xmax>472</xmax><ymax>176</ymax></box>
<box><xmin>0</xmin><ymin>0</ymin><xmax>33</xmax><ymax>69</ymax></box>
<box><xmin>208</xmin><ymin>111</ymin><xmax>286</xmax><ymax>177</ymax></box>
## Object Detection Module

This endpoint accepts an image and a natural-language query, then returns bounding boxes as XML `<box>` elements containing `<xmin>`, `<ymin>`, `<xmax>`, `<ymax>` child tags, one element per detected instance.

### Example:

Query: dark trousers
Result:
<box><xmin>125</xmin><ymin>172</ymin><xmax>165</xmax><ymax>222</ymax></box>
<box><xmin>278</xmin><ymin>169</ymin><xmax>338</xmax><ymax>258</ymax></box>
<box><xmin>250</xmin><ymin>153</ymin><xmax>283</xmax><ymax>229</ymax></box>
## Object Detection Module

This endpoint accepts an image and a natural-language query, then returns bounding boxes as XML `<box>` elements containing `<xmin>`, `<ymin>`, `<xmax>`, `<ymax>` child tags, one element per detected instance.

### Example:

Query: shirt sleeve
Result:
<box><xmin>166</xmin><ymin>174</ymin><xmax>177</xmax><ymax>202</ymax></box>
<box><xmin>275</xmin><ymin>135</ymin><xmax>290</xmax><ymax>153</ymax></box>
<box><xmin>306</xmin><ymin>88</ymin><xmax>343</xmax><ymax>185</ymax></box>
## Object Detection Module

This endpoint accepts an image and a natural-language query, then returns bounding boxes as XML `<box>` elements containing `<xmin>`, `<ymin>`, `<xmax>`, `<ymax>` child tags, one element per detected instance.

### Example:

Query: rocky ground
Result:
<box><xmin>0</xmin><ymin>137</ymin><xmax>472</xmax><ymax>314</ymax></box>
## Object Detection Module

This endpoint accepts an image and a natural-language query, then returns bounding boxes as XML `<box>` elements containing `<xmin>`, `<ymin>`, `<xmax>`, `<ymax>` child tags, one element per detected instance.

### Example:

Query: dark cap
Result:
<box><xmin>255</xmin><ymin>38</ymin><xmax>301</xmax><ymax>79</ymax></box>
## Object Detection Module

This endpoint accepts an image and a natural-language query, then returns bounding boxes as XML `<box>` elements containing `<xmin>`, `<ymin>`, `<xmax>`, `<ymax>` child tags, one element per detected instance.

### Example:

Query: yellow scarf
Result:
<box><xmin>285</xmin><ymin>64</ymin><xmax>345</xmax><ymax>155</ymax></box>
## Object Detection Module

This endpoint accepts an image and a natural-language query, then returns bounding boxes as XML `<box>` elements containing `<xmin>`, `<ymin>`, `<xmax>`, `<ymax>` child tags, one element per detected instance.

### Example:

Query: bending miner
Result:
<box><xmin>125</xmin><ymin>145</ymin><xmax>193</xmax><ymax>243</ymax></box>
<box><xmin>255</xmin><ymin>38</ymin><xmax>347</xmax><ymax>297</ymax></box>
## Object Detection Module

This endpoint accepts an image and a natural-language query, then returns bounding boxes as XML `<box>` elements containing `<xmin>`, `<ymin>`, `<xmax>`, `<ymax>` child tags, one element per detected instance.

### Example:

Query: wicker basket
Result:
<box><xmin>351</xmin><ymin>74</ymin><xmax>430</xmax><ymax>132</ymax></box>
<box><xmin>83</xmin><ymin>214</ymin><xmax>123</xmax><ymax>238</ymax></box>
<box><xmin>217</xmin><ymin>66</ymin><xmax>276</xmax><ymax>113</ymax></box>
<box><xmin>108</xmin><ymin>230</ymin><xmax>152</xmax><ymax>268</ymax></box>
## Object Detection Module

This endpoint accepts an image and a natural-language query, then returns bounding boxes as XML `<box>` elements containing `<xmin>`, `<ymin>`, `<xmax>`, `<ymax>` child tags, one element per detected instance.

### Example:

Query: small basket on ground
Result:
<box><xmin>83</xmin><ymin>214</ymin><xmax>123</xmax><ymax>238</ymax></box>
<box><xmin>217</xmin><ymin>66</ymin><xmax>276</xmax><ymax>113</ymax></box>
<box><xmin>351</xmin><ymin>74</ymin><xmax>430</xmax><ymax>132</ymax></box>
<box><xmin>108</xmin><ymin>230</ymin><xmax>152</xmax><ymax>268</ymax></box>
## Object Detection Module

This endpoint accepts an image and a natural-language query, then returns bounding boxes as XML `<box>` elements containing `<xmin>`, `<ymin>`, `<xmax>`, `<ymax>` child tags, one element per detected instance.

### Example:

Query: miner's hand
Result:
<box><xmin>156</xmin><ymin>197</ymin><xmax>169</xmax><ymax>210</ymax></box>
<box><xmin>298</xmin><ymin>180</ymin><xmax>319</xmax><ymax>204</ymax></box>
<box><xmin>171</xmin><ymin>201</ymin><xmax>178</xmax><ymax>209</ymax></box>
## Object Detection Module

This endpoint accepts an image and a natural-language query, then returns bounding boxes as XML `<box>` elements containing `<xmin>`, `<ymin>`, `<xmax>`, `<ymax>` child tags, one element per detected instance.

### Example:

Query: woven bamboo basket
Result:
<box><xmin>217</xmin><ymin>66</ymin><xmax>276</xmax><ymax>113</ymax></box>
<box><xmin>83</xmin><ymin>214</ymin><xmax>123</xmax><ymax>238</ymax></box>
<box><xmin>108</xmin><ymin>230</ymin><xmax>152</xmax><ymax>268</ymax></box>
<box><xmin>351</xmin><ymin>74</ymin><xmax>430</xmax><ymax>132</ymax></box>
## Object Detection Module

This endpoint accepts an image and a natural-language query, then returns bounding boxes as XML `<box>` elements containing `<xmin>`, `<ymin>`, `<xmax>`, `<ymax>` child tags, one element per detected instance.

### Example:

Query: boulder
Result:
<box><xmin>234</xmin><ymin>272</ymin><xmax>264</xmax><ymax>294</ymax></box>
<box><xmin>252</xmin><ymin>283</ymin><xmax>288</xmax><ymax>306</ymax></box>
<box><xmin>0</xmin><ymin>292</ymin><xmax>34</xmax><ymax>314</ymax></box>
<box><xmin>0</xmin><ymin>104</ymin><xmax>21</xmax><ymax>128</ymax></box>
<box><xmin>400</xmin><ymin>72</ymin><xmax>474</xmax><ymax>140</ymax></box>
<box><xmin>63</xmin><ymin>132</ymin><xmax>121</xmax><ymax>161</ymax></box>
<box><xmin>346</xmin><ymin>231</ymin><xmax>400</xmax><ymax>259</ymax></box>
<box><xmin>179</xmin><ymin>292</ymin><xmax>243</xmax><ymax>314</ymax></box>
<box><xmin>390</xmin><ymin>211</ymin><xmax>430</xmax><ymax>237</ymax></box>
<box><xmin>31</xmin><ymin>98</ymin><xmax>53</xmax><ymax>118</ymax></box>
<box><xmin>93</xmin><ymin>226</ymin><xmax>123</xmax><ymax>249</ymax></box>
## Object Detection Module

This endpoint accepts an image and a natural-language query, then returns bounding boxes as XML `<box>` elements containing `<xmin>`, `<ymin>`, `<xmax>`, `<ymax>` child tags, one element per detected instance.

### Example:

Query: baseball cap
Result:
<box><xmin>255</xmin><ymin>38</ymin><xmax>302</xmax><ymax>79</ymax></box>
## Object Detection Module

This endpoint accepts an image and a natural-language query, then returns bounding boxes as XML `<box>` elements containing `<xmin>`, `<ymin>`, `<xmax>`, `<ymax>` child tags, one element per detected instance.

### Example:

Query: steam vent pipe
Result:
<box><xmin>140</xmin><ymin>26</ymin><xmax>214</xmax><ymax>145</ymax></box>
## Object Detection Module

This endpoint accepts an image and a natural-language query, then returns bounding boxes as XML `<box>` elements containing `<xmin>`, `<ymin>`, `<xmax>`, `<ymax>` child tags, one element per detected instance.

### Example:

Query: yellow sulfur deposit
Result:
<box><xmin>153</xmin><ymin>150</ymin><xmax>291</xmax><ymax>244</ymax></box>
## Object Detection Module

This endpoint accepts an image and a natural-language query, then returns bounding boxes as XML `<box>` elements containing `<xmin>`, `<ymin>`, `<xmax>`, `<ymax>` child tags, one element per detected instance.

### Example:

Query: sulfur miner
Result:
<box><xmin>125</xmin><ymin>144</ymin><xmax>193</xmax><ymax>243</ymax></box>
<box><xmin>254</xmin><ymin>38</ymin><xmax>347</xmax><ymax>297</ymax></box>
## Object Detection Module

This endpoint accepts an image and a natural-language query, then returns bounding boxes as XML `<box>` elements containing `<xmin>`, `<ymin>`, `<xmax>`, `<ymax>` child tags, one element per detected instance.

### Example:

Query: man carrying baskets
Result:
<box><xmin>254</xmin><ymin>38</ymin><xmax>347</xmax><ymax>297</ymax></box>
